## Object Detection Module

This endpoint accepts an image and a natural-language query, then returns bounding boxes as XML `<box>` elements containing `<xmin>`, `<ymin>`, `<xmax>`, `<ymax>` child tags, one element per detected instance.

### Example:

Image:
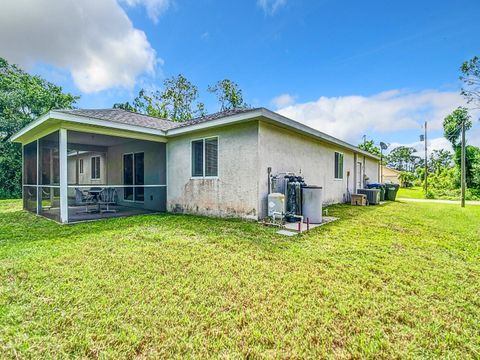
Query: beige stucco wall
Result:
<box><xmin>257</xmin><ymin>122</ymin><xmax>379</xmax><ymax>218</ymax></box>
<box><xmin>67</xmin><ymin>152</ymin><xmax>106</xmax><ymax>185</ymax></box>
<box><xmin>166</xmin><ymin>120</ymin><xmax>379</xmax><ymax>220</ymax></box>
<box><xmin>166</xmin><ymin>121</ymin><xmax>260</xmax><ymax>219</ymax></box>
<box><xmin>107</xmin><ymin>140</ymin><xmax>166</xmax><ymax>211</ymax></box>
<box><xmin>382</xmin><ymin>166</ymin><xmax>400</xmax><ymax>184</ymax></box>
<box><xmin>364</xmin><ymin>154</ymin><xmax>380</xmax><ymax>185</ymax></box>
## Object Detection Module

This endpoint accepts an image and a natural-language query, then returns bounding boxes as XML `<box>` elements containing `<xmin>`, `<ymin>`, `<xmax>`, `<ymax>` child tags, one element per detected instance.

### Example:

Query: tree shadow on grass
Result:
<box><xmin>1</xmin><ymin>202</ymin><xmax>407</xmax><ymax>253</ymax></box>
<box><xmin>0</xmin><ymin>209</ymin><xmax>292</xmax><ymax>253</ymax></box>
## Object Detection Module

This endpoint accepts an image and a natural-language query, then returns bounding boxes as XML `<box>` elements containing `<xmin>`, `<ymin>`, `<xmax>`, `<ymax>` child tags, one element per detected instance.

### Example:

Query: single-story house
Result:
<box><xmin>11</xmin><ymin>108</ymin><xmax>380</xmax><ymax>223</ymax></box>
<box><xmin>381</xmin><ymin>165</ymin><xmax>401</xmax><ymax>185</ymax></box>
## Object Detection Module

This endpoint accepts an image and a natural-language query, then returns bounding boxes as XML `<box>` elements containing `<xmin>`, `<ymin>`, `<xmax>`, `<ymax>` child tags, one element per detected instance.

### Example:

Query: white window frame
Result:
<box><xmin>79</xmin><ymin>158</ymin><xmax>84</xmax><ymax>174</ymax></box>
<box><xmin>190</xmin><ymin>136</ymin><xmax>219</xmax><ymax>179</ymax></box>
<box><xmin>122</xmin><ymin>152</ymin><xmax>145</xmax><ymax>203</ymax></box>
<box><xmin>334</xmin><ymin>151</ymin><xmax>344</xmax><ymax>180</ymax></box>
<box><xmin>90</xmin><ymin>156</ymin><xmax>101</xmax><ymax>180</ymax></box>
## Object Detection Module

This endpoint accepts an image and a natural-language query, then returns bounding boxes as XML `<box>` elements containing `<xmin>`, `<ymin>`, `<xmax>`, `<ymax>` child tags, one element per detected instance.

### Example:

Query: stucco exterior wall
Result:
<box><xmin>381</xmin><ymin>166</ymin><xmax>400</xmax><ymax>184</ymax></box>
<box><xmin>166</xmin><ymin>121</ymin><xmax>259</xmax><ymax>219</ymax></box>
<box><xmin>257</xmin><ymin>122</ymin><xmax>379</xmax><ymax>218</ymax></box>
<box><xmin>364</xmin><ymin>156</ymin><xmax>380</xmax><ymax>185</ymax></box>
<box><xmin>67</xmin><ymin>152</ymin><xmax>106</xmax><ymax>185</ymax></box>
<box><xmin>107</xmin><ymin>140</ymin><xmax>166</xmax><ymax>211</ymax></box>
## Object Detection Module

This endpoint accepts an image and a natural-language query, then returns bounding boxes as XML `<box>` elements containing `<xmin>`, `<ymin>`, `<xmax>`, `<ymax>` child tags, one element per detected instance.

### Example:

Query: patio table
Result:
<box><xmin>87</xmin><ymin>188</ymin><xmax>103</xmax><ymax>213</ymax></box>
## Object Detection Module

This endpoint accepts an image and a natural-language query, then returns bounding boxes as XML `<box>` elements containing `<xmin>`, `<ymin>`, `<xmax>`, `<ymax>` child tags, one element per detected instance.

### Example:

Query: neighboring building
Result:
<box><xmin>12</xmin><ymin>108</ymin><xmax>380</xmax><ymax>223</ymax></box>
<box><xmin>382</xmin><ymin>165</ymin><xmax>401</xmax><ymax>184</ymax></box>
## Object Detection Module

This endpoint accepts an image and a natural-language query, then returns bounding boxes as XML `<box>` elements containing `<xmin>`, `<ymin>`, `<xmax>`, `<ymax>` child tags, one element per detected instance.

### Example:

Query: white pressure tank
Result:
<box><xmin>302</xmin><ymin>186</ymin><xmax>323</xmax><ymax>224</ymax></box>
<box><xmin>267</xmin><ymin>192</ymin><xmax>285</xmax><ymax>217</ymax></box>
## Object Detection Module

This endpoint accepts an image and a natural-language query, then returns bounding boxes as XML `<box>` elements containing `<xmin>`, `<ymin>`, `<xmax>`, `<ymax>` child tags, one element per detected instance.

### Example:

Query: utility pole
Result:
<box><xmin>363</xmin><ymin>134</ymin><xmax>366</xmax><ymax>146</ymax></box>
<box><xmin>424</xmin><ymin>121</ymin><xmax>428</xmax><ymax>194</ymax></box>
<box><xmin>461</xmin><ymin>120</ymin><xmax>466</xmax><ymax>208</ymax></box>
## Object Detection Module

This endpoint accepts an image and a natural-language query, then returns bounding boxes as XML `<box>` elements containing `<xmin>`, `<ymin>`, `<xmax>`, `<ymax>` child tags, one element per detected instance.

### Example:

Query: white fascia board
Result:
<box><xmin>10</xmin><ymin>111</ymin><xmax>53</xmax><ymax>142</ymax></box>
<box><xmin>259</xmin><ymin>109</ymin><xmax>381</xmax><ymax>161</ymax></box>
<box><xmin>10</xmin><ymin>111</ymin><xmax>167</xmax><ymax>142</ymax></box>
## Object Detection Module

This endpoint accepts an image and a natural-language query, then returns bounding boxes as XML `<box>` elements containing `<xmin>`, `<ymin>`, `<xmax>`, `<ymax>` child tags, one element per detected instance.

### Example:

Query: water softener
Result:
<box><xmin>285</xmin><ymin>175</ymin><xmax>306</xmax><ymax>222</ymax></box>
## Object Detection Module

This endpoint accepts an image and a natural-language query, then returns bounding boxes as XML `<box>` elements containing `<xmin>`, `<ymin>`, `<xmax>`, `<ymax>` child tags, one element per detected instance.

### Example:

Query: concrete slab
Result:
<box><xmin>276</xmin><ymin>216</ymin><xmax>339</xmax><ymax>236</ymax></box>
<box><xmin>276</xmin><ymin>230</ymin><xmax>299</xmax><ymax>236</ymax></box>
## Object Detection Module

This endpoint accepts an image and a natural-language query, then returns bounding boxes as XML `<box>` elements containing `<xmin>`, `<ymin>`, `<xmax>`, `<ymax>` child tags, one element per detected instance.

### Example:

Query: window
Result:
<box><xmin>191</xmin><ymin>137</ymin><xmax>218</xmax><ymax>177</ymax></box>
<box><xmin>91</xmin><ymin>156</ymin><xmax>101</xmax><ymax>179</ymax></box>
<box><xmin>79</xmin><ymin>159</ymin><xmax>84</xmax><ymax>174</ymax></box>
<box><xmin>334</xmin><ymin>152</ymin><xmax>344</xmax><ymax>179</ymax></box>
<box><xmin>123</xmin><ymin>152</ymin><xmax>144</xmax><ymax>201</ymax></box>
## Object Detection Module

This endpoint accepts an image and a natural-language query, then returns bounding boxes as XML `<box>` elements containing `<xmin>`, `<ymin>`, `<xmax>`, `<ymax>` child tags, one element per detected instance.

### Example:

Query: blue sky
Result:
<box><xmin>1</xmin><ymin>0</ymin><xmax>479</xmax><ymax>152</ymax></box>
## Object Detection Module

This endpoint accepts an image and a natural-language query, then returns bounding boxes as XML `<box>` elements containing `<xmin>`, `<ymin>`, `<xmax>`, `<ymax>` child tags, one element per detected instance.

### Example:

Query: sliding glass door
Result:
<box><xmin>123</xmin><ymin>152</ymin><xmax>144</xmax><ymax>202</ymax></box>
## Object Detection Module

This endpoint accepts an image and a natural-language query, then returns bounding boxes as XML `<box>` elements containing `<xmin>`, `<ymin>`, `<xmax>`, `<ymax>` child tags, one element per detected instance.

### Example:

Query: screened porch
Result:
<box><xmin>22</xmin><ymin>129</ymin><xmax>166</xmax><ymax>223</ymax></box>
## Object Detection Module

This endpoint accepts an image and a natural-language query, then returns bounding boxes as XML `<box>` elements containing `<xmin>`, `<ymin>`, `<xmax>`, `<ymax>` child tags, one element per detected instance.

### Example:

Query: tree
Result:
<box><xmin>429</xmin><ymin>149</ymin><xmax>453</xmax><ymax>173</ymax></box>
<box><xmin>114</xmin><ymin>88</ymin><xmax>168</xmax><ymax>119</ymax></box>
<box><xmin>357</xmin><ymin>139</ymin><xmax>381</xmax><ymax>157</ymax></box>
<box><xmin>460</xmin><ymin>56</ymin><xmax>480</xmax><ymax>108</ymax></box>
<box><xmin>443</xmin><ymin>107</ymin><xmax>480</xmax><ymax>190</ymax></box>
<box><xmin>453</xmin><ymin>145</ymin><xmax>480</xmax><ymax>189</ymax></box>
<box><xmin>0</xmin><ymin>58</ymin><xmax>79</xmax><ymax>198</ymax></box>
<box><xmin>386</xmin><ymin>146</ymin><xmax>418</xmax><ymax>171</ymax></box>
<box><xmin>398</xmin><ymin>171</ymin><xmax>415</xmax><ymax>188</ymax></box>
<box><xmin>443</xmin><ymin>107</ymin><xmax>472</xmax><ymax>147</ymax></box>
<box><xmin>207</xmin><ymin>79</ymin><xmax>248</xmax><ymax>111</ymax></box>
<box><xmin>162</xmin><ymin>74</ymin><xmax>205</xmax><ymax>121</ymax></box>
<box><xmin>114</xmin><ymin>74</ymin><xmax>205</xmax><ymax>122</ymax></box>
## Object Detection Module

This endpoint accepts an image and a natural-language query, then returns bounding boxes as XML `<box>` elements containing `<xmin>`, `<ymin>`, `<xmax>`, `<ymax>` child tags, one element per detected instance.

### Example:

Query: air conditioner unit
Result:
<box><xmin>357</xmin><ymin>189</ymin><xmax>380</xmax><ymax>205</ymax></box>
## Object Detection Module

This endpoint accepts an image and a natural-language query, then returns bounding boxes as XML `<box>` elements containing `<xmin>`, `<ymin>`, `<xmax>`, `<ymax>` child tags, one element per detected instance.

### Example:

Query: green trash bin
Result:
<box><xmin>366</xmin><ymin>184</ymin><xmax>385</xmax><ymax>201</ymax></box>
<box><xmin>386</xmin><ymin>186</ymin><xmax>398</xmax><ymax>201</ymax></box>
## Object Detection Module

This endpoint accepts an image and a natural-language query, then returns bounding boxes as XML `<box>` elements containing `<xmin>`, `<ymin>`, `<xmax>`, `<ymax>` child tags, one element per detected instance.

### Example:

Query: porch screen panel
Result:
<box><xmin>23</xmin><ymin>141</ymin><xmax>37</xmax><ymax>213</ymax></box>
<box><xmin>23</xmin><ymin>141</ymin><xmax>37</xmax><ymax>186</ymax></box>
<box><xmin>123</xmin><ymin>154</ymin><xmax>134</xmax><ymax>201</ymax></box>
<box><xmin>38</xmin><ymin>131</ymin><xmax>60</xmax><ymax>221</ymax></box>
<box><xmin>134</xmin><ymin>152</ymin><xmax>144</xmax><ymax>202</ymax></box>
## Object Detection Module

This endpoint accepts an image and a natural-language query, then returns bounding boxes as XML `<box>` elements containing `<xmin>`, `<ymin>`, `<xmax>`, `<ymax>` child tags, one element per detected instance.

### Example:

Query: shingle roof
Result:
<box><xmin>56</xmin><ymin>109</ymin><xmax>178</xmax><ymax>131</ymax></box>
<box><xmin>174</xmin><ymin>108</ymin><xmax>260</xmax><ymax>128</ymax></box>
<box><xmin>56</xmin><ymin>108</ymin><xmax>259</xmax><ymax>132</ymax></box>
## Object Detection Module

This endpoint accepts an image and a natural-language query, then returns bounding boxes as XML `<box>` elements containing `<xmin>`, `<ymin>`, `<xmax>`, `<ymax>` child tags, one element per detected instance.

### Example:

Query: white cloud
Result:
<box><xmin>388</xmin><ymin>137</ymin><xmax>453</xmax><ymax>158</ymax></box>
<box><xmin>0</xmin><ymin>0</ymin><xmax>159</xmax><ymax>93</ymax></box>
<box><xmin>277</xmin><ymin>89</ymin><xmax>471</xmax><ymax>143</ymax></box>
<box><xmin>257</xmin><ymin>0</ymin><xmax>287</xmax><ymax>15</ymax></box>
<box><xmin>123</xmin><ymin>0</ymin><xmax>172</xmax><ymax>23</ymax></box>
<box><xmin>271</xmin><ymin>93</ymin><xmax>296</xmax><ymax>108</ymax></box>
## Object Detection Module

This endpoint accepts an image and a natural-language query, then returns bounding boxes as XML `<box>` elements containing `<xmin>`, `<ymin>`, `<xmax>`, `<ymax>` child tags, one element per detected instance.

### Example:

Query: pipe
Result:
<box><xmin>267</xmin><ymin>167</ymin><xmax>272</xmax><ymax>194</ymax></box>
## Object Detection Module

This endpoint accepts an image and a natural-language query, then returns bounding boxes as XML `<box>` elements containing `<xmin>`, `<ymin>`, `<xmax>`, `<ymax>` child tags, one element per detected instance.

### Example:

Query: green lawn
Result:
<box><xmin>1</xmin><ymin>200</ymin><xmax>479</xmax><ymax>358</ymax></box>
<box><xmin>397</xmin><ymin>186</ymin><xmax>425</xmax><ymax>199</ymax></box>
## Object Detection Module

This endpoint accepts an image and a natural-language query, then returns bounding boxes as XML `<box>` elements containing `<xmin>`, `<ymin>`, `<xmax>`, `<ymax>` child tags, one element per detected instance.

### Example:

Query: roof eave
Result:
<box><xmin>258</xmin><ymin>108</ymin><xmax>381</xmax><ymax>160</ymax></box>
<box><xmin>10</xmin><ymin>110</ymin><xmax>167</xmax><ymax>143</ymax></box>
<box><xmin>165</xmin><ymin>108</ymin><xmax>380</xmax><ymax>161</ymax></box>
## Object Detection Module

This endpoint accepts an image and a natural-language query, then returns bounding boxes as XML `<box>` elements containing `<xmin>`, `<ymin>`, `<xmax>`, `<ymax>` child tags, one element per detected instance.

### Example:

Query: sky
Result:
<box><xmin>1</xmin><ymin>0</ymin><xmax>479</xmax><ymax>155</ymax></box>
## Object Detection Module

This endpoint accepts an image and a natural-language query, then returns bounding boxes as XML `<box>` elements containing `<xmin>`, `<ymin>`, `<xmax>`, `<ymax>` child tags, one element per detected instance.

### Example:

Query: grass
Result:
<box><xmin>397</xmin><ymin>186</ymin><xmax>425</xmax><ymax>199</ymax></box>
<box><xmin>397</xmin><ymin>186</ymin><xmax>480</xmax><ymax>201</ymax></box>
<box><xmin>1</xmin><ymin>200</ymin><xmax>479</xmax><ymax>358</ymax></box>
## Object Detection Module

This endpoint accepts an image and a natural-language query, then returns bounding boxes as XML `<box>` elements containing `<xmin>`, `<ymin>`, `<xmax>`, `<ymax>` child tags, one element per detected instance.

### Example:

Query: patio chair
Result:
<box><xmin>75</xmin><ymin>188</ymin><xmax>96</xmax><ymax>213</ymax></box>
<box><xmin>98</xmin><ymin>187</ymin><xmax>117</xmax><ymax>213</ymax></box>
<box><xmin>41</xmin><ymin>188</ymin><xmax>52</xmax><ymax>210</ymax></box>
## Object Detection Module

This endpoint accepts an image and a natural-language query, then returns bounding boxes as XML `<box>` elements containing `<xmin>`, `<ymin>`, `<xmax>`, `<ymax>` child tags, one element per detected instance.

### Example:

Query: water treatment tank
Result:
<box><xmin>267</xmin><ymin>193</ymin><xmax>285</xmax><ymax>217</ymax></box>
<box><xmin>302</xmin><ymin>186</ymin><xmax>323</xmax><ymax>224</ymax></box>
